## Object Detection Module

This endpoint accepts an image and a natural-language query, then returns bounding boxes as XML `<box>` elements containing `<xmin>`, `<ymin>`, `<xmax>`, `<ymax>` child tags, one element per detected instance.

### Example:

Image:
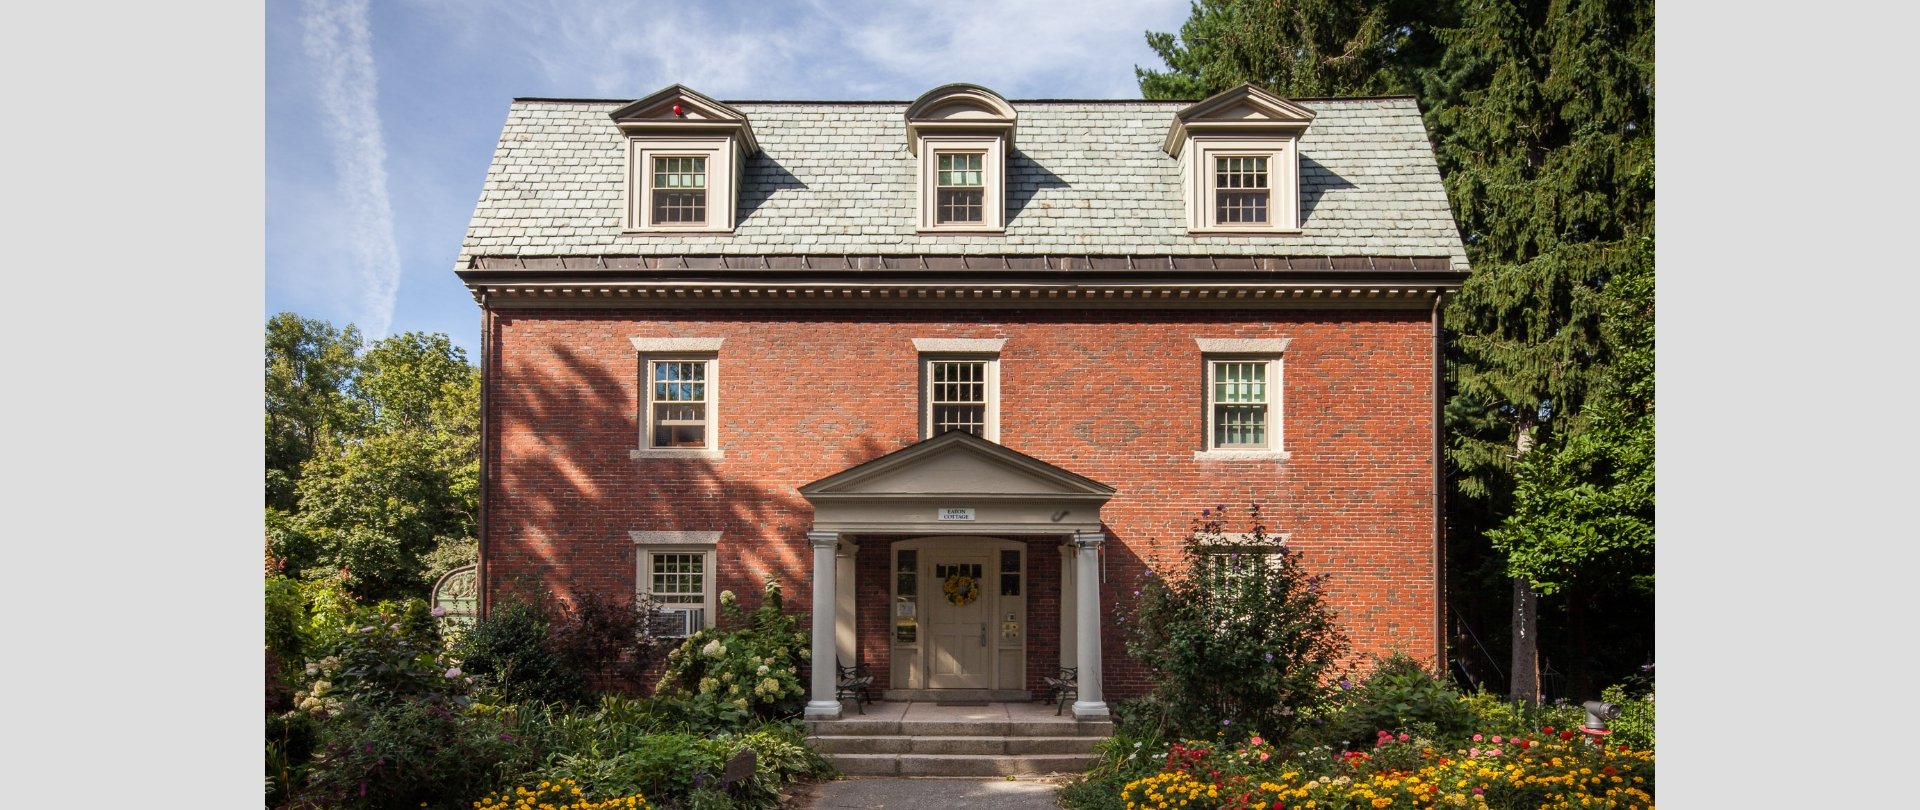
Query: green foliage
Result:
<box><xmin>265</xmin><ymin>313</ymin><xmax>365</xmax><ymax>510</ymax></box>
<box><xmin>266</xmin><ymin>574</ymin><xmax>309</xmax><ymax>683</ymax></box>
<box><xmin>265</xmin><ymin>316</ymin><xmax>480</xmax><ymax>603</ymax></box>
<box><xmin>457</xmin><ymin>600</ymin><xmax>588</xmax><ymax>706</ymax></box>
<box><xmin>1124</xmin><ymin>503</ymin><xmax>1350</xmax><ymax>742</ymax></box>
<box><xmin>1599</xmin><ymin>682</ymin><xmax>1654</xmax><ymax>752</ymax></box>
<box><xmin>547</xmin><ymin>590</ymin><xmax>673</xmax><ymax>693</ymax></box>
<box><xmin>653</xmin><ymin>581</ymin><xmax>810</xmax><ymax>730</ymax></box>
<box><xmin>1136</xmin><ymin>0</ymin><xmax>1451</xmax><ymax>99</ymax></box>
<box><xmin>294</xmin><ymin>700</ymin><xmax>533</xmax><ymax>810</ymax></box>
<box><xmin>1319</xmin><ymin>653</ymin><xmax>1474</xmax><ymax>748</ymax></box>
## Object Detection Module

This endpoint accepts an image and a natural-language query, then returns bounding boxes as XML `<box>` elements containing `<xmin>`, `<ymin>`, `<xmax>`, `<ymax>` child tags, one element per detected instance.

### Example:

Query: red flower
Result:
<box><xmin>1518</xmin><ymin>740</ymin><xmax>1530</xmax><ymax>749</ymax></box>
<box><xmin>1542</xmin><ymin>726</ymin><xmax>1555</xmax><ymax>734</ymax></box>
<box><xmin>1560</xmin><ymin>731</ymin><xmax>1575</xmax><ymax>741</ymax></box>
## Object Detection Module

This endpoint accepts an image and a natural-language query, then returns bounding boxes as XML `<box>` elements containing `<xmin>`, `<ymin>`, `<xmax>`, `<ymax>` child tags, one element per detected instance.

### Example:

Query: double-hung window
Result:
<box><xmin>913</xmin><ymin>338</ymin><xmax>1005</xmax><ymax>441</ymax></box>
<box><xmin>650</xmin><ymin>156</ymin><xmax>708</xmax><ymax>225</ymax></box>
<box><xmin>632</xmin><ymin>531</ymin><xmax>720</xmax><ymax>638</ymax></box>
<box><xmin>1213</xmin><ymin>156</ymin><xmax>1270</xmax><ymax>225</ymax></box>
<box><xmin>935</xmin><ymin>152</ymin><xmax>986</xmax><ymax>225</ymax></box>
<box><xmin>630</xmin><ymin>337</ymin><xmax>724</xmax><ymax>459</ymax></box>
<box><xmin>1194</xmin><ymin>338</ymin><xmax>1289</xmax><ymax>460</ymax></box>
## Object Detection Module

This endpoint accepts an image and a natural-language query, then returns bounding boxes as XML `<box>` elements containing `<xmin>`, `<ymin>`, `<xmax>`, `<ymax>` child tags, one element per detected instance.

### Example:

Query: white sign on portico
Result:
<box><xmin>938</xmin><ymin>507</ymin><xmax>976</xmax><ymax>521</ymax></box>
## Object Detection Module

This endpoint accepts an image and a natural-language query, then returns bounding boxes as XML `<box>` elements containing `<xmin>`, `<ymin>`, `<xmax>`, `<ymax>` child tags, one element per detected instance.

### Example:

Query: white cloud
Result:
<box><xmin>299</xmin><ymin>0</ymin><xmax>401</xmax><ymax>339</ymax></box>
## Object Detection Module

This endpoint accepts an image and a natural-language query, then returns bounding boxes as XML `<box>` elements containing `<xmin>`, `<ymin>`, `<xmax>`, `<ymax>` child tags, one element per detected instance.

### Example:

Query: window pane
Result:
<box><xmin>652</xmin><ymin>156</ymin><xmax>707</xmax><ymax>224</ymax></box>
<box><xmin>1214</xmin><ymin>156</ymin><xmax>1270</xmax><ymax>224</ymax></box>
<box><xmin>649</xmin><ymin>360</ymin><xmax>710</xmax><ymax>448</ymax></box>
<box><xmin>930</xmin><ymin>360</ymin><xmax>988</xmax><ymax>434</ymax></box>
<box><xmin>1212</xmin><ymin>361</ymin><xmax>1270</xmax><ymax>448</ymax></box>
<box><xmin>937</xmin><ymin>189</ymin><xmax>984</xmax><ymax>223</ymax></box>
<box><xmin>651</xmin><ymin>552</ymin><xmax>705</xmax><ymax>604</ymax></box>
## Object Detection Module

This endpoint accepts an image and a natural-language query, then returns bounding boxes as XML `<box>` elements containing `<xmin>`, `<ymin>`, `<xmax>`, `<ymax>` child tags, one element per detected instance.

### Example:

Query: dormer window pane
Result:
<box><xmin>1214</xmin><ymin>156</ymin><xmax>1269</xmax><ymax>224</ymax></box>
<box><xmin>936</xmin><ymin>152</ymin><xmax>985</xmax><ymax>224</ymax></box>
<box><xmin>652</xmin><ymin>156</ymin><xmax>708</xmax><ymax>224</ymax></box>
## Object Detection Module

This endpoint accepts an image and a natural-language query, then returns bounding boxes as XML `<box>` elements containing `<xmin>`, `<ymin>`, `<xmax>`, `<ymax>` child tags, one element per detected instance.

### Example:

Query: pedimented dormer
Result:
<box><xmin>611</xmin><ymin>84</ymin><xmax>759</xmax><ymax>234</ymax></box>
<box><xmin>905</xmin><ymin>84</ymin><xmax>1018</xmax><ymax>233</ymax></box>
<box><xmin>1163</xmin><ymin>84</ymin><xmax>1317</xmax><ymax>234</ymax></box>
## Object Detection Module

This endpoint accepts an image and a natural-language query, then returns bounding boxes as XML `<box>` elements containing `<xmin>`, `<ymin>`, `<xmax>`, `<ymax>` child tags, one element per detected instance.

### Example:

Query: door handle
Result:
<box><xmin>980</xmin><ymin>623</ymin><xmax>988</xmax><ymax>646</ymax></box>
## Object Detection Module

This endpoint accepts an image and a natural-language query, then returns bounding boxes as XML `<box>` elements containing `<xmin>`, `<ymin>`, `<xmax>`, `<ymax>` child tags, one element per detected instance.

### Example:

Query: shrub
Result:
<box><xmin>549</xmin><ymin>590</ymin><xmax>671</xmax><ymax>693</ymax></box>
<box><xmin>291</xmin><ymin>700</ymin><xmax>536</xmax><ymax>809</ymax></box>
<box><xmin>458</xmin><ymin>599</ymin><xmax>588</xmax><ymax>705</ymax></box>
<box><xmin>1319</xmin><ymin>652</ymin><xmax>1475</xmax><ymax>749</ymax></box>
<box><xmin>1600</xmin><ymin>682</ymin><xmax>1654</xmax><ymax>752</ymax></box>
<box><xmin>1123</xmin><ymin>503</ymin><xmax>1349</xmax><ymax>742</ymax></box>
<box><xmin>653</xmin><ymin>581</ymin><xmax>809</xmax><ymax>730</ymax></box>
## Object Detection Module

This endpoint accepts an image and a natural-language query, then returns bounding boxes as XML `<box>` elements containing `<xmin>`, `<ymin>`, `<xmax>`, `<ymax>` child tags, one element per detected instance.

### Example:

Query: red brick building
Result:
<box><xmin>455</xmin><ymin>83</ymin><xmax>1468</xmax><ymax>719</ymax></box>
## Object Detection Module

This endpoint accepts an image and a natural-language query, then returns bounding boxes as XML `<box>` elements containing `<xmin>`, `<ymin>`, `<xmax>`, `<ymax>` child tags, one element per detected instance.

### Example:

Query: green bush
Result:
<box><xmin>1601</xmin><ymin>682</ymin><xmax>1654</xmax><ymax>751</ymax></box>
<box><xmin>1122</xmin><ymin>503</ymin><xmax>1350</xmax><ymax>742</ymax></box>
<box><xmin>1318</xmin><ymin>652</ymin><xmax>1475</xmax><ymax>749</ymax></box>
<box><xmin>653</xmin><ymin>580</ymin><xmax>809</xmax><ymax>730</ymax></box>
<box><xmin>457</xmin><ymin>599</ymin><xmax>587</xmax><ymax>705</ymax></box>
<box><xmin>292</xmin><ymin>700</ymin><xmax>535</xmax><ymax>809</ymax></box>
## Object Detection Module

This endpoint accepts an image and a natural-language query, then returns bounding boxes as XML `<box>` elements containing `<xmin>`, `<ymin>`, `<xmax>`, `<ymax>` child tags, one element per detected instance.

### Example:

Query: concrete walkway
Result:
<box><xmin>797</xmin><ymin>776</ymin><xmax>1067</xmax><ymax>810</ymax></box>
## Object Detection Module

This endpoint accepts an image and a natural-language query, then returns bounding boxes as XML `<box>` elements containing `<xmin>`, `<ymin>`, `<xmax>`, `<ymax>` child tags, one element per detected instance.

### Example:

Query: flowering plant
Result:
<box><xmin>653</xmin><ymin>580</ymin><xmax>808</xmax><ymax>728</ymax></box>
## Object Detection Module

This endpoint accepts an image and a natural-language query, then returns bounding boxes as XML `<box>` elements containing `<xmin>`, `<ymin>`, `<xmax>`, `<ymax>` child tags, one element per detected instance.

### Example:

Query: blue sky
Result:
<box><xmin>266</xmin><ymin>0</ymin><xmax>1194</xmax><ymax>360</ymax></box>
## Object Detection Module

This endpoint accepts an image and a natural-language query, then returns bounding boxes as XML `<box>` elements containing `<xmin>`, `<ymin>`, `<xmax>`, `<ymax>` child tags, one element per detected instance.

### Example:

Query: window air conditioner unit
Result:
<box><xmin>650</xmin><ymin>607</ymin><xmax>704</xmax><ymax>638</ymax></box>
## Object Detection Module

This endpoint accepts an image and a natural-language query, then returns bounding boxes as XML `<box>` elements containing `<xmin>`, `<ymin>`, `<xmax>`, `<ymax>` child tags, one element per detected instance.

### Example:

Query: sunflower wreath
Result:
<box><xmin>942</xmin><ymin>572</ymin><xmax>981</xmax><ymax>607</ymax></box>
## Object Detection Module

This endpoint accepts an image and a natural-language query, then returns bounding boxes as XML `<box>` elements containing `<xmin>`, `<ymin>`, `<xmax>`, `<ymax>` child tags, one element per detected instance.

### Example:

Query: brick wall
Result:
<box><xmin>482</xmin><ymin>306</ymin><xmax>1440</xmax><ymax>698</ymax></box>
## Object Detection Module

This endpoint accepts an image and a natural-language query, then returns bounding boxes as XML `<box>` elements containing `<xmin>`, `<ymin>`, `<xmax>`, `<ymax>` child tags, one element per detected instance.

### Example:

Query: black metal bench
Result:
<box><xmin>1042</xmin><ymin>666</ymin><xmax>1078</xmax><ymax>715</ymax></box>
<box><xmin>836</xmin><ymin>658</ymin><xmax>875</xmax><ymax>713</ymax></box>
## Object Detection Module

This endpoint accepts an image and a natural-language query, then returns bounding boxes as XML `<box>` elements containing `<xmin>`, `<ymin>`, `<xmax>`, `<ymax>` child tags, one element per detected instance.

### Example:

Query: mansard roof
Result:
<box><xmin>458</xmin><ymin>89</ymin><xmax>1466</xmax><ymax>270</ymax></box>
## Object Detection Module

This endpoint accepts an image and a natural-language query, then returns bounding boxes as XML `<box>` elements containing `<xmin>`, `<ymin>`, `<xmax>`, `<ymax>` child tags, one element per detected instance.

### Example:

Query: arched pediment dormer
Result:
<box><xmin>904</xmin><ymin>84</ymin><xmax>1017</xmax><ymax>233</ymax></box>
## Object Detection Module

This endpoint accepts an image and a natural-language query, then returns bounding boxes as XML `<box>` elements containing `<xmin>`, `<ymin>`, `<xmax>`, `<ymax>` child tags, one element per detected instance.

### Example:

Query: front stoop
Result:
<box><xmin>805</xmin><ymin>701</ymin><xmax>1112</xmax><ymax>777</ymax></box>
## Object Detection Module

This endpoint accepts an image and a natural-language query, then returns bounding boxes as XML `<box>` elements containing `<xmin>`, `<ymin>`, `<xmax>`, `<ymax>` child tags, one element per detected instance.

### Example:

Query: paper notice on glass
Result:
<box><xmin>896</xmin><ymin>601</ymin><xmax>916</xmax><ymax>618</ymax></box>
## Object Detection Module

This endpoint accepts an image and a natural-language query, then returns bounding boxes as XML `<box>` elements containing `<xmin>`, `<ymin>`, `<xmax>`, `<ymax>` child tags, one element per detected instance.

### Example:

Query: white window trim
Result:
<box><xmin>1185</xmin><ymin>136</ymin><xmax>1302</xmax><ymax>234</ymax></box>
<box><xmin>630</xmin><ymin>337</ymin><xmax>725</xmax><ymax>459</ymax></box>
<box><xmin>919</xmin><ymin>351</ymin><xmax>1001</xmax><ymax>442</ymax></box>
<box><xmin>916</xmin><ymin>135</ymin><xmax>1006</xmax><ymax>233</ymax></box>
<box><xmin>1193</xmin><ymin>337</ymin><xmax>1290</xmax><ymax>460</ymax></box>
<box><xmin>624</xmin><ymin>136</ymin><xmax>737</xmax><ymax>233</ymax></box>
<box><xmin>632</xmin><ymin>531</ymin><xmax>720</xmax><ymax>637</ymax></box>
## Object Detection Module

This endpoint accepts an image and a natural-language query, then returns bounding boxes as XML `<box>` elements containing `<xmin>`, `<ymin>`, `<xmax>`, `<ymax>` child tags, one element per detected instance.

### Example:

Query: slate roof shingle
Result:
<box><xmin>457</xmin><ymin>98</ymin><xmax>1467</xmax><ymax>270</ymax></box>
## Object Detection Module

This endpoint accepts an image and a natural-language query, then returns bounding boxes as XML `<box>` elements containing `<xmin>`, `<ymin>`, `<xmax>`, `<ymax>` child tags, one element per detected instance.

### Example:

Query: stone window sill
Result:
<box><xmin>1192</xmin><ymin>449</ymin><xmax>1290</xmax><ymax>461</ymax></box>
<box><xmin>631</xmin><ymin>448</ymin><xmax>726</xmax><ymax>461</ymax></box>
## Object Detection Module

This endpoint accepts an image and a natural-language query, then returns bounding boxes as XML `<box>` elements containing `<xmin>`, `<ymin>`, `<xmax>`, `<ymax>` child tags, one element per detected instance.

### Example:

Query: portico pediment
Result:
<box><xmin>798</xmin><ymin>431</ymin><xmax>1114</xmax><ymax>534</ymax></box>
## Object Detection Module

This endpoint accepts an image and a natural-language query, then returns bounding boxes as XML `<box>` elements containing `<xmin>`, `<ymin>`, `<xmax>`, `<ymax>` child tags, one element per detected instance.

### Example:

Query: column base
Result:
<box><xmin>1071</xmin><ymin>700</ymin><xmax>1110</xmax><ymax>721</ymax></box>
<box><xmin>804</xmin><ymin>700</ymin><xmax>845</xmax><ymax>720</ymax></box>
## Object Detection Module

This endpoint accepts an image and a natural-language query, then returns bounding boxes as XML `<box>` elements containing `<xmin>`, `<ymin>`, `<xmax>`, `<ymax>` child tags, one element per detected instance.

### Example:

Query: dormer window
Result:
<box><xmin>935</xmin><ymin>152</ymin><xmax>986</xmax><ymax>224</ymax></box>
<box><xmin>1163</xmin><ymin>84</ymin><xmax>1316</xmax><ymax>234</ymax></box>
<box><xmin>906</xmin><ymin>84</ymin><xmax>1017</xmax><ymax>233</ymax></box>
<box><xmin>610</xmin><ymin>84</ymin><xmax>758</xmax><ymax>234</ymax></box>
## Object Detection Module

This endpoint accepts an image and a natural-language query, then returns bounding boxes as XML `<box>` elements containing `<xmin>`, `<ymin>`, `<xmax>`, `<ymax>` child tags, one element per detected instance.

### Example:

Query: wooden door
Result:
<box><xmin>926</xmin><ymin>554</ymin><xmax>993</xmax><ymax>688</ymax></box>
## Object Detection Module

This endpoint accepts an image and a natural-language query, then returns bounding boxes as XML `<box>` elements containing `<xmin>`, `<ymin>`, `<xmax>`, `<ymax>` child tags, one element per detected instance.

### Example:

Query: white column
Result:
<box><xmin>834</xmin><ymin>540</ymin><xmax>859</xmax><ymax>667</ymax></box>
<box><xmin>805</xmin><ymin>530</ymin><xmax>843</xmax><ymax>720</ymax></box>
<box><xmin>1058</xmin><ymin>540</ymin><xmax>1077</xmax><ymax>672</ymax></box>
<box><xmin>1071</xmin><ymin>530</ymin><xmax>1108</xmax><ymax>720</ymax></box>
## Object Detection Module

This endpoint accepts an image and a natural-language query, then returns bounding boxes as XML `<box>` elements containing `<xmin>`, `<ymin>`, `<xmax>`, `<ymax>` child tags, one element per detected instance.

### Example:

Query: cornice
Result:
<box><xmin>459</xmin><ymin>253</ymin><xmax>1466</xmax><ymax>310</ymax></box>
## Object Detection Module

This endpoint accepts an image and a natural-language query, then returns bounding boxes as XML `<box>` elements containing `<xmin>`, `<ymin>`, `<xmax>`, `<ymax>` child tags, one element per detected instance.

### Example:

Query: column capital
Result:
<box><xmin>1073</xmin><ymin>530</ymin><xmax>1106</xmax><ymax>550</ymax></box>
<box><xmin>807</xmin><ymin>530</ymin><xmax>840</xmax><ymax>549</ymax></box>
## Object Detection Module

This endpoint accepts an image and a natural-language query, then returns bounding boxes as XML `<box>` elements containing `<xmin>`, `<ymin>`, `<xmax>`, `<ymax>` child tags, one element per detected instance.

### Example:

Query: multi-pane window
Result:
<box><xmin>929</xmin><ymin>359</ymin><xmax>989</xmax><ymax>436</ymax></box>
<box><xmin>935</xmin><ymin>152</ymin><xmax>985</xmax><ymax>224</ymax></box>
<box><xmin>1210</xmin><ymin>360</ymin><xmax>1271</xmax><ymax>449</ymax></box>
<box><xmin>645</xmin><ymin>550</ymin><xmax>710</xmax><ymax>636</ymax></box>
<box><xmin>1214</xmin><ymin>156</ymin><xmax>1270</xmax><ymax>225</ymax></box>
<box><xmin>651</xmin><ymin>156</ymin><xmax>707</xmax><ymax>224</ymax></box>
<box><xmin>650</xmin><ymin>359</ymin><xmax>710</xmax><ymax>448</ymax></box>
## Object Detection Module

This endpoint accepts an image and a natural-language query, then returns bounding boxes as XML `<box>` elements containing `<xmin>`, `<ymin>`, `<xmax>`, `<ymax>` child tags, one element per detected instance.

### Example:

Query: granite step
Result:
<box><xmin>827</xmin><ymin>752</ymin><xmax>1100</xmax><ymax>777</ymax></box>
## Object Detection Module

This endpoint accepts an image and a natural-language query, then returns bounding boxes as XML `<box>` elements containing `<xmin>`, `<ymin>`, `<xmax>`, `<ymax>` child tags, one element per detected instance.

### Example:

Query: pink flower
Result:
<box><xmin>1472</xmin><ymin>788</ymin><xmax>1484</xmax><ymax>795</ymax></box>
<box><xmin>1490</xmin><ymin>735</ymin><xmax>1502</xmax><ymax>743</ymax></box>
<box><xmin>1470</xmin><ymin>747</ymin><xmax>1480</xmax><ymax>757</ymax></box>
<box><xmin>1258</xmin><ymin>752</ymin><xmax>1270</xmax><ymax>762</ymax></box>
<box><xmin>1486</xmin><ymin>748</ymin><xmax>1501</xmax><ymax>756</ymax></box>
<box><xmin>1398</xmin><ymin>732</ymin><xmax>1410</xmax><ymax>742</ymax></box>
<box><xmin>1472</xmin><ymin>734</ymin><xmax>1483</xmax><ymax>742</ymax></box>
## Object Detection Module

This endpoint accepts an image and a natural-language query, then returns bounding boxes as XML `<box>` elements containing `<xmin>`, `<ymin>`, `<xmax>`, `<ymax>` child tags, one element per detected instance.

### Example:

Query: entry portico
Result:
<box><xmin>797</xmin><ymin>431</ymin><xmax>1117</xmax><ymax>720</ymax></box>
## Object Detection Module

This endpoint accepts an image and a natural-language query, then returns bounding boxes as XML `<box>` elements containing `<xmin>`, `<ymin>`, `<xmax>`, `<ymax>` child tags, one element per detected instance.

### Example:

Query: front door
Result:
<box><xmin>926</xmin><ymin>552</ymin><xmax>993</xmax><ymax>688</ymax></box>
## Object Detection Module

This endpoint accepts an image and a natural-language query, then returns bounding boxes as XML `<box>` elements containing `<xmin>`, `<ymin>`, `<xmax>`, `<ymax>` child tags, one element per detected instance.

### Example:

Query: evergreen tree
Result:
<box><xmin>1136</xmin><ymin>0</ymin><xmax>1451</xmax><ymax>99</ymax></box>
<box><xmin>1424</xmin><ymin>0</ymin><xmax>1653</xmax><ymax>702</ymax></box>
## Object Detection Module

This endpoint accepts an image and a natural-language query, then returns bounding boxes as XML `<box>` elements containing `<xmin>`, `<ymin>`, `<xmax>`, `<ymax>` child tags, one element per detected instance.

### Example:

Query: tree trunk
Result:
<box><xmin>1510</xmin><ymin>576</ymin><xmax>1539</xmax><ymax>706</ymax></box>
